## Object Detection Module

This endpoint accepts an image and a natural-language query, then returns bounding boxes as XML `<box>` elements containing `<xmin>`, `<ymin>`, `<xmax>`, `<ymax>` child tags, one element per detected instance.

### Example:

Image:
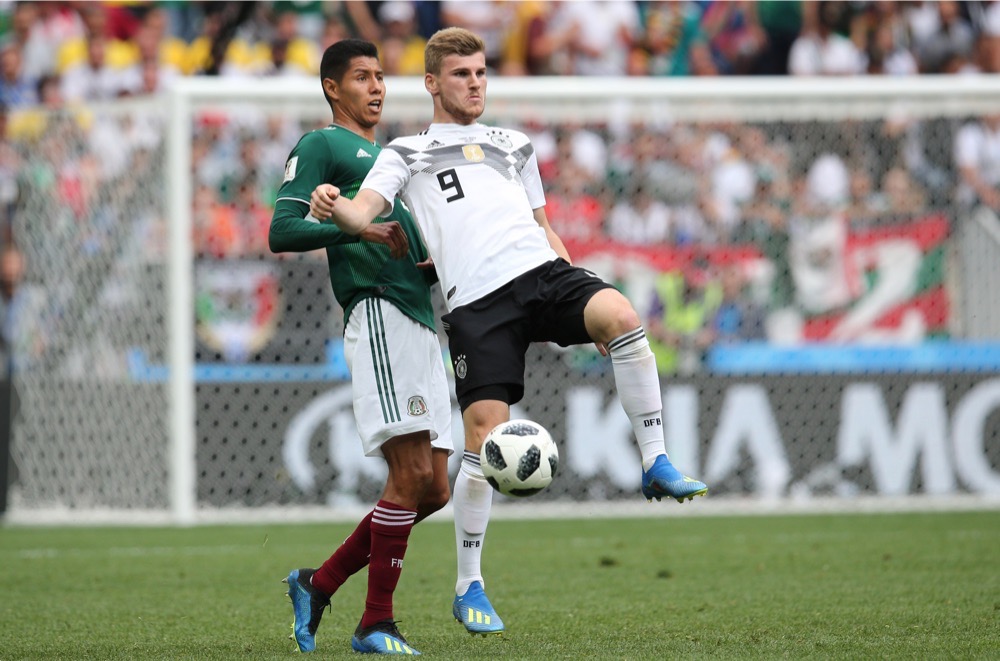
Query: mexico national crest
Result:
<box><xmin>407</xmin><ymin>396</ymin><xmax>428</xmax><ymax>416</ymax></box>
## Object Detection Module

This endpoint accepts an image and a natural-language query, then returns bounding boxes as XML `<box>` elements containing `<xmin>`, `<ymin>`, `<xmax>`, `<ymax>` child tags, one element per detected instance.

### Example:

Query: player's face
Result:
<box><xmin>326</xmin><ymin>56</ymin><xmax>385</xmax><ymax>131</ymax></box>
<box><xmin>430</xmin><ymin>52</ymin><xmax>487</xmax><ymax>125</ymax></box>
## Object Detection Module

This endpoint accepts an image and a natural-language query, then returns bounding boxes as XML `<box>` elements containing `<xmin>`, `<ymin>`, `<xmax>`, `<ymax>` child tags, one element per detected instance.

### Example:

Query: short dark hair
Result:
<box><xmin>320</xmin><ymin>39</ymin><xmax>379</xmax><ymax>85</ymax></box>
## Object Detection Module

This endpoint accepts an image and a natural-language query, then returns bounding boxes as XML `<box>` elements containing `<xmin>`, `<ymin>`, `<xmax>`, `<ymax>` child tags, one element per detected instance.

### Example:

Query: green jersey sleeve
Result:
<box><xmin>269</xmin><ymin>131</ymin><xmax>360</xmax><ymax>253</ymax></box>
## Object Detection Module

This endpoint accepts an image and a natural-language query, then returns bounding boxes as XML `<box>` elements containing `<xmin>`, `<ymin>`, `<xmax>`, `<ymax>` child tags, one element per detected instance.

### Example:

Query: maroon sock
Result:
<box><xmin>360</xmin><ymin>500</ymin><xmax>416</xmax><ymax>629</ymax></box>
<box><xmin>311</xmin><ymin>510</ymin><xmax>374</xmax><ymax>596</ymax></box>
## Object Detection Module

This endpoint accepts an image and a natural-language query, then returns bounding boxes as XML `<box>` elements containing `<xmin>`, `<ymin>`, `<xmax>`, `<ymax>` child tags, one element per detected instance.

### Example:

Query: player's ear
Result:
<box><xmin>322</xmin><ymin>77</ymin><xmax>338</xmax><ymax>101</ymax></box>
<box><xmin>424</xmin><ymin>72</ymin><xmax>437</xmax><ymax>95</ymax></box>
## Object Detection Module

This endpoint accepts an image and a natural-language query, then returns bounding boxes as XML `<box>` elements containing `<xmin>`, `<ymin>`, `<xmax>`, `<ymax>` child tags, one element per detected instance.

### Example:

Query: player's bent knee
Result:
<box><xmin>585</xmin><ymin>289</ymin><xmax>642</xmax><ymax>341</ymax></box>
<box><xmin>388</xmin><ymin>462</ymin><xmax>435</xmax><ymax>501</ymax></box>
<box><xmin>607</xmin><ymin>293</ymin><xmax>641</xmax><ymax>331</ymax></box>
<box><xmin>408</xmin><ymin>464</ymin><xmax>435</xmax><ymax>493</ymax></box>
<box><xmin>420</xmin><ymin>485</ymin><xmax>450</xmax><ymax>514</ymax></box>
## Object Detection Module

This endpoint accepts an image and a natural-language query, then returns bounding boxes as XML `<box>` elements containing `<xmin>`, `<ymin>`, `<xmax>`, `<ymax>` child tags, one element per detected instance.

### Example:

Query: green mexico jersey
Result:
<box><xmin>271</xmin><ymin>125</ymin><xmax>436</xmax><ymax>330</ymax></box>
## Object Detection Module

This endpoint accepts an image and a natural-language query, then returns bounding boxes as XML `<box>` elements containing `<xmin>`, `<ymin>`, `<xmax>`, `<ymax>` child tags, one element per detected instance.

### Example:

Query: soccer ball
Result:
<box><xmin>480</xmin><ymin>419</ymin><xmax>559</xmax><ymax>497</ymax></box>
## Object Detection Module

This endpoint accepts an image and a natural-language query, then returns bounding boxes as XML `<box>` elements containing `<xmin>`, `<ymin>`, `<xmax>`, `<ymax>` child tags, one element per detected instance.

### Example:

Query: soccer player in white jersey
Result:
<box><xmin>309</xmin><ymin>27</ymin><xmax>708</xmax><ymax>636</ymax></box>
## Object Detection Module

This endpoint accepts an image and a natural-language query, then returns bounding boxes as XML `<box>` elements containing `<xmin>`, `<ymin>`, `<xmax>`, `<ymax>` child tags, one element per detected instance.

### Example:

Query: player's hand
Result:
<box><xmin>360</xmin><ymin>221</ymin><xmax>409</xmax><ymax>259</ymax></box>
<box><xmin>310</xmin><ymin>183</ymin><xmax>340</xmax><ymax>220</ymax></box>
<box><xmin>594</xmin><ymin>341</ymin><xmax>608</xmax><ymax>357</ymax></box>
<box><xmin>415</xmin><ymin>256</ymin><xmax>439</xmax><ymax>285</ymax></box>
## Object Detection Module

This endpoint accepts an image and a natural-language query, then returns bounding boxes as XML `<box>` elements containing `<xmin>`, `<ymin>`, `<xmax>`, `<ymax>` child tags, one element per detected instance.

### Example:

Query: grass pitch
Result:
<box><xmin>1</xmin><ymin>510</ymin><xmax>998</xmax><ymax>660</ymax></box>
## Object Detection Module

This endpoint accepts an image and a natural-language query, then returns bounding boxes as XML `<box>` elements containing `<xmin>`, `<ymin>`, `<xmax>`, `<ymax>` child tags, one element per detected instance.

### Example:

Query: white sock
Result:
<box><xmin>453</xmin><ymin>450</ymin><xmax>493</xmax><ymax>596</ymax></box>
<box><xmin>608</xmin><ymin>328</ymin><xmax>667</xmax><ymax>471</ymax></box>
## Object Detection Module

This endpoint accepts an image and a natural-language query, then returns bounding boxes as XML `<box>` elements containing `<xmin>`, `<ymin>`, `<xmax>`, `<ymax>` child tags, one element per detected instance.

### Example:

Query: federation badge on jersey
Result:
<box><xmin>454</xmin><ymin>353</ymin><xmax>468</xmax><ymax>379</ymax></box>
<box><xmin>462</xmin><ymin>144</ymin><xmax>485</xmax><ymax>162</ymax></box>
<box><xmin>489</xmin><ymin>131</ymin><xmax>512</xmax><ymax>149</ymax></box>
<box><xmin>407</xmin><ymin>396</ymin><xmax>428</xmax><ymax>416</ymax></box>
<box><xmin>283</xmin><ymin>156</ymin><xmax>298</xmax><ymax>182</ymax></box>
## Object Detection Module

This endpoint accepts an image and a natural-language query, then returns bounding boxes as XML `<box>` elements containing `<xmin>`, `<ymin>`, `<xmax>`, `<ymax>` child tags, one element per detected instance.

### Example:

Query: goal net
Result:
<box><xmin>5</xmin><ymin>76</ymin><xmax>1000</xmax><ymax>524</ymax></box>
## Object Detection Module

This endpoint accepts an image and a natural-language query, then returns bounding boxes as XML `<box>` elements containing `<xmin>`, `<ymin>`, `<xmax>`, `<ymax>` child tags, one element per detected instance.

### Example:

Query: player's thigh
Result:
<box><xmin>528</xmin><ymin>259</ymin><xmax>617</xmax><ymax>346</ymax></box>
<box><xmin>344</xmin><ymin>297</ymin><xmax>449</xmax><ymax>458</ymax></box>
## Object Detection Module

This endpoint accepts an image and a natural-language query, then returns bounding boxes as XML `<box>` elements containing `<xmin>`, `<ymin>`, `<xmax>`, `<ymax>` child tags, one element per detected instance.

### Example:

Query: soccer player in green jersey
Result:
<box><xmin>270</xmin><ymin>39</ymin><xmax>452</xmax><ymax>656</ymax></box>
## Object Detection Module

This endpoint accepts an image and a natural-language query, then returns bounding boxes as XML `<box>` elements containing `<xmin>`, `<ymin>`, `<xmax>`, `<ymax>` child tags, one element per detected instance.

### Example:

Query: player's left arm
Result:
<box><xmin>517</xmin><ymin>135</ymin><xmax>571</xmax><ymax>263</ymax></box>
<box><xmin>533</xmin><ymin>207</ymin><xmax>572</xmax><ymax>263</ymax></box>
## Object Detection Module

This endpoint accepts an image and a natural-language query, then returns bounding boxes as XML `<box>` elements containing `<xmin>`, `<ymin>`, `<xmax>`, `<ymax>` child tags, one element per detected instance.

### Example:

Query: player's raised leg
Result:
<box><xmin>452</xmin><ymin>399</ymin><xmax>507</xmax><ymax>635</ymax></box>
<box><xmin>583</xmin><ymin>288</ymin><xmax>708</xmax><ymax>503</ymax></box>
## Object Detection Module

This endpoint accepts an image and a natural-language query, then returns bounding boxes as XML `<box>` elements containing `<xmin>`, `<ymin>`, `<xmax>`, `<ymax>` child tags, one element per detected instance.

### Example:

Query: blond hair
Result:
<box><xmin>424</xmin><ymin>27</ymin><xmax>486</xmax><ymax>74</ymax></box>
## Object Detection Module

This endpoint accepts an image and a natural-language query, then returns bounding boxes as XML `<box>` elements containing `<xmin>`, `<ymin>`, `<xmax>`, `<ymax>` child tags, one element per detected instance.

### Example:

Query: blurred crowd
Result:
<box><xmin>3</xmin><ymin>1</ymin><xmax>1000</xmax><ymax>375</ymax></box>
<box><xmin>2</xmin><ymin>1</ymin><xmax>998</xmax><ymax>238</ymax></box>
<box><xmin>4</xmin><ymin>0</ymin><xmax>1000</xmax><ymax>105</ymax></box>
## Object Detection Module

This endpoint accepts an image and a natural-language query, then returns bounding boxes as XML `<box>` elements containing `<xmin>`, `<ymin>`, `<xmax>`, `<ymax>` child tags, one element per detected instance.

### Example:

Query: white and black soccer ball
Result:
<box><xmin>480</xmin><ymin>419</ymin><xmax>559</xmax><ymax>497</ymax></box>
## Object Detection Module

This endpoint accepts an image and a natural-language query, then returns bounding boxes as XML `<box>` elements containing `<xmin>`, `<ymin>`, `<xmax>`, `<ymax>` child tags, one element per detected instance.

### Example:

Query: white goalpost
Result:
<box><xmin>4</xmin><ymin>75</ymin><xmax>1000</xmax><ymax>525</ymax></box>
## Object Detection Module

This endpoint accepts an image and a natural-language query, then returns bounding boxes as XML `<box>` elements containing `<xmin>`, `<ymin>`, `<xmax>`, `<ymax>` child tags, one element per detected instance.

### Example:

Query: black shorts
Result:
<box><xmin>441</xmin><ymin>258</ymin><xmax>615</xmax><ymax>411</ymax></box>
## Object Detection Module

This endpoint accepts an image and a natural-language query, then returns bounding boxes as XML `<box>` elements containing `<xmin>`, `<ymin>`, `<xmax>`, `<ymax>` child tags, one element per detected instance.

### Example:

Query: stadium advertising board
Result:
<box><xmin>192</xmin><ymin>369</ymin><xmax>1000</xmax><ymax>507</ymax></box>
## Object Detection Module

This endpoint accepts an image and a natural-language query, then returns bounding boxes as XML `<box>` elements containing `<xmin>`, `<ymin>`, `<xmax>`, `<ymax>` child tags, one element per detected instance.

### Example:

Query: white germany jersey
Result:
<box><xmin>361</xmin><ymin>122</ymin><xmax>558</xmax><ymax>310</ymax></box>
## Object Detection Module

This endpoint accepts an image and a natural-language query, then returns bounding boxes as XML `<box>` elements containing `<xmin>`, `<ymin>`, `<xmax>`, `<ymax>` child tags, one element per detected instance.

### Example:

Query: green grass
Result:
<box><xmin>1</xmin><ymin>510</ymin><xmax>998</xmax><ymax>660</ymax></box>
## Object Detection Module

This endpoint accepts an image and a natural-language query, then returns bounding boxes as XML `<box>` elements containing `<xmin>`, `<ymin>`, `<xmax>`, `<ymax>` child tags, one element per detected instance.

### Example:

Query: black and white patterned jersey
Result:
<box><xmin>361</xmin><ymin>122</ymin><xmax>559</xmax><ymax>310</ymax></box>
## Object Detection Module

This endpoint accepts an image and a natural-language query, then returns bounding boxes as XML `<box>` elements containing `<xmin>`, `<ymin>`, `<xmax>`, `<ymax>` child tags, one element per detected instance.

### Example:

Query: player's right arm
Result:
<box><xmin>309</xmin><ymin>185</ymin><xmax>408</xmax><ymax>257</ymax></box>
<box><xmin>309</xmin><ymin>184</ymin><xmax>389</xmax><ymax>235</ymax></box>
<box><xmin>314</xmin><ymin>143</ymin><xmax>412</xmax><ymax>236</ymax></box>
<box><xmin>269</xmin><ymin>199</ymin><xmax>363</xmax><ymax>253</ymax></box>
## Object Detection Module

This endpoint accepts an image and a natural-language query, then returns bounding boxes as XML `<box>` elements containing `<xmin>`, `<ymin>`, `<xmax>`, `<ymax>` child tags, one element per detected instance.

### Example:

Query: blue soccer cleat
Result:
<box><xmin>452</xmin><ymin>581</ymin><xmax>504</xmax><ymax>635</ymax></box>
<box><xmin>641</xmin><ymin>455</ymin><xmax>708</xmax><ymax>503</ymax></box>
<box><xmin>283</xmin><ymin>568</ymin><xmax>330</xmax><ymax>653</ymax></box>
<box><xmin>351</xmin><ymin>619</ymin><xmax>421</xmax><ymax>655</ymax></box>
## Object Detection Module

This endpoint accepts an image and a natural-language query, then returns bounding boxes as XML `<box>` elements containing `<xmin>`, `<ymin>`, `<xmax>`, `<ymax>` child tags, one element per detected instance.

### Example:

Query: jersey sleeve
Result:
<box><xmin>360</xmin><ymin>146</ymin><xmax>411</xmax><ymax>218</ymax></box>
<box><xmin>269</xmin><ymin>132</ymin><xmax>360</xmax><ymax>252</ymax></box>
<box><xmin>518</xmin><ymin>145</ymin><xmax>547</xmax><ymax>210</ymax></box>
<box><xmin>269</xmin><ymin>199</ymin><xmax>360</xmax><ymax>252</ymax></box>
<box><xmin>275</xmin><ymin>131</ymin><xmax>332</xmax><ymax>204</ymax></box>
